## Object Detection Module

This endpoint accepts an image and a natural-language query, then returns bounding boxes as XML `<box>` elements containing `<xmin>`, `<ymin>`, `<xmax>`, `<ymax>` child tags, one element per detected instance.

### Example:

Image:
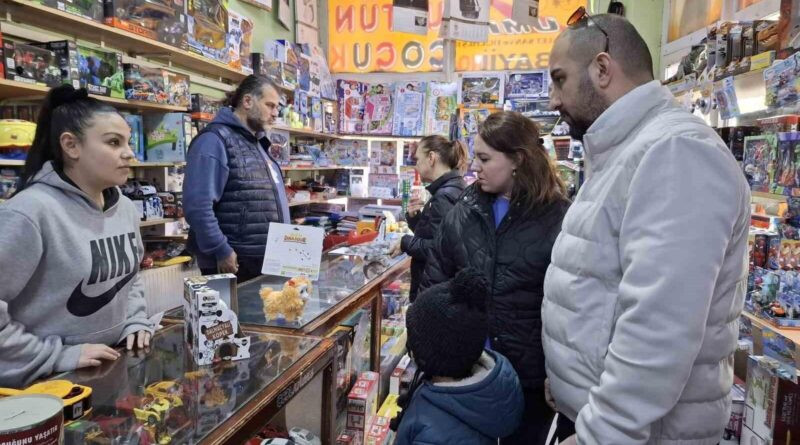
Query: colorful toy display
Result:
<box><xmin>124</xmin><ymin>64</ymin><xmax>167</xmax><ymax>103</ymax></box>
<box><xmin>227</xmin><ymin>10</ymin><xmax>254</xmax><ymax>74</ymax></box>
<box><xmin>32</xmin><ymin>40</ymin><xmax>81</xmax><ymax>89</ymax></box>
<box><xmin>259</xmin><ymin>276</ymin><xmax>313</xmax><ymax>322</ymax></box>
<box><xmin>186</xmin><ymin>0</ymin><xmax>229</xmax><ymax>63</ymax></box>
<box><xmin>424</xmin><ymin>82</ymin><xmax>457</xmax><ymax>136</ymax></box>
<box><xmin>42</xmin><ymin>0</ymin><xmax>104</xmax><ymax>21</ymax></box>
<box><xmin>190</xmin><ymin>93</ymin><xmax>223</xmax><ymax>121</ymax></box>
<box><xmin>743</xmin><ymin>134</ymin><xmax>777</xmax><ymax>193</ymax></box>
<box><xmin>364</xmin><ymin>83</ymin><xmax>394</xmax><ymax>135</ymax></box>
<box><xmin>338</xmin><ymin>80</ymin><xmax>367</xmax><ymax>134</ymax></box>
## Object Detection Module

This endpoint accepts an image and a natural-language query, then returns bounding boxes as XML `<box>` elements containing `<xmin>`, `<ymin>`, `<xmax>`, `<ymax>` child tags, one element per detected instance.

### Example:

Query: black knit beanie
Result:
<box><xmin>406</xmin><ymin>268</ymin><xmax>488</xmax><ymax>379</ymax></box>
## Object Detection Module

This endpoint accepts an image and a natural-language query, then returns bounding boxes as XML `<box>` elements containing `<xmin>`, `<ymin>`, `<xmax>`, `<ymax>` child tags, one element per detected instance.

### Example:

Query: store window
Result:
<box><xmin>667</xmin><ymin>0</ymin><xmax>723</xmax><ymax>43</ymax></box>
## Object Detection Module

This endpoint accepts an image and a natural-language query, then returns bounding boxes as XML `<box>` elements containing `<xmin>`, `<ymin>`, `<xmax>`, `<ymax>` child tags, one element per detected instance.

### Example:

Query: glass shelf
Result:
<box><xmin>55</xmin><ymin>324</ymin><xmax>319</xmax><ymax>445</ymax></box>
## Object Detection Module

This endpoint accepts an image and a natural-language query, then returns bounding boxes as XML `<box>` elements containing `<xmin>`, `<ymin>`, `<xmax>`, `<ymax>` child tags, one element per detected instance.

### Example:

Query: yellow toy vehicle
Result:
<box><xmin>0</xmin><ymin>379</ymin><xmax>93</xmax><ymax>422</ymax></box>
<box><xmin>145</xmin><ymin>381</ymin><xmax>183</xmax><ymax>408</ymax></box>
<box><xmin>134</xmin><ymin>396</ymin><xmax>171</xmax><ymax>425</ymax></box>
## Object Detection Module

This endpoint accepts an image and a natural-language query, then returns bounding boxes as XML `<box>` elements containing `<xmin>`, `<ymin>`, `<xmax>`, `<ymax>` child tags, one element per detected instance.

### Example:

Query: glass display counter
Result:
<box><xmin>166</xmin><ymin>250</ymin><xmax>411</xmax><ymax>371</ymax></box>
<box><xmin>54</xmin><ymin>324</ymin><xmax>335</xmax><ymax>445</ymax></box>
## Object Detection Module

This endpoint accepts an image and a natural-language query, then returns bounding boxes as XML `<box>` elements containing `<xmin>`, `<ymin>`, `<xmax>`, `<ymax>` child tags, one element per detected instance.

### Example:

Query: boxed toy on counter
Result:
<box><xmin>3</xmin><ymin>41</ymin><xmax>62</xmax><ymax>87</ymax></box>
<box><xmin>124</xmin><ymin>64</ymin><xmax>167</xmax><ymax>103</ymax></box>
<box><xmin>103</xmin><ymin>0</ymin><xmax>187</xmax><ymax>48</ymax></box>
<box><xmin>42</xmin><ymin>0</ymin><xmax>104</xmax><ymax>22</ymax></box>
<box><xmin>144</xmin><ymin>112</ymin><xmax>192</xmax><ymax>162</ymax></box>
<box><xmin>183</xmin><ymin>274</ymin><xmax>248</xmax><ymax>366</ymax></box>
<box><xmin>31</xmin><ymin>40</ymin><xmax>80</xmax><ymax>89</ymax></box>
<box><xmin>742</xmin><ymin>355</ymin><xmax>800</xmax><ymax>445</ymax></box>
<box><xmin>164</xmin><ymin>70</ymin><xmax>191</xmax><ymax>108</ymax></box>
<box><xmin>346</xmin><ymin>371</ymin><xmax>380</xmax><ymax>442</ymax></box>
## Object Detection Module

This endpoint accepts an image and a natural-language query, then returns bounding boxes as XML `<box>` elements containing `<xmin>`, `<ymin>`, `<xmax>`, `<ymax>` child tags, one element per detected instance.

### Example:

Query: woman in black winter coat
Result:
<box><xmin>421</xmin><ymin>111</ymin><xmax>570</xmax><ymax>444</ymax></box>
<box><xmin>389</xmin><ymin>135</ymin><xmax>467</xmax><ymax>301</ymax></box>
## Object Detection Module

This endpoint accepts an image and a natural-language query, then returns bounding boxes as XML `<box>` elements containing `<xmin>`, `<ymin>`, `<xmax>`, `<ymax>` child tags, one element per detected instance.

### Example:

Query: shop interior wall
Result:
<box><xmin>590</xmin><ymin>0</ymin><xmax>665</xmax><ymax>77</ymax></box>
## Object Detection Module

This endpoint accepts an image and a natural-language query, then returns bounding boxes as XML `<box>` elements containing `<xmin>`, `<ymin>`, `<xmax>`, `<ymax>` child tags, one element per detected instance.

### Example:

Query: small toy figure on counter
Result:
<box><xmin>0</xmin><ymin>85</ymin><xmax>154</xmax><ymax>388</ymax></box>
<box><xmin>259</xmin><ymin>276</ymin><xmax>313</xmax><ymax>322</ymax></box>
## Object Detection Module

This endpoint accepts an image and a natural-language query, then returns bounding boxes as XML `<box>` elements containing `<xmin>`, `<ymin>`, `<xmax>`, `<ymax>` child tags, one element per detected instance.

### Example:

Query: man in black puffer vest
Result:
<box><xmin>184</xmin><ymin>76</ymin><xmax>289</xmax><ymax>282</ymax></box>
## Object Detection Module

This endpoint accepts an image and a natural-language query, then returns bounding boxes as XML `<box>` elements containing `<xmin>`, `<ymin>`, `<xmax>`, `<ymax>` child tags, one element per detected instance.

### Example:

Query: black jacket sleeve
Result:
<box><xmin>419</xmin><ymin>207</ymin><xmax>458</xmax><ymax>292</ymax></box>
<box><xmin>406</xmin><ymin>211</ymin><xmax>422</xmax><ymax>231</ymax></box>
<box><xmin>400</xmin><ymin>193</ymin><xmax>458</xmax><ymax>261</ymax></box>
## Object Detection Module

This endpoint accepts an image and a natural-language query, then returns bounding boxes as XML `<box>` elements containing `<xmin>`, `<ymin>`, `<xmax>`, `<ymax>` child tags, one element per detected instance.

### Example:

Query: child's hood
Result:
<box><xmin>419</xmin><ymin>350</ymin><xmax>524</xmax><ymax>438</ymax></box>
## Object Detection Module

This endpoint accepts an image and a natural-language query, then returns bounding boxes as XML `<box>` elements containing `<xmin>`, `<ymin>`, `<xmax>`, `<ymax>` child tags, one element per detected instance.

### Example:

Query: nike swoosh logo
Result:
<box><xmin>67</xmin><ymin>271</ymin><xmax>137</xmax><ymax>317</ymax></box>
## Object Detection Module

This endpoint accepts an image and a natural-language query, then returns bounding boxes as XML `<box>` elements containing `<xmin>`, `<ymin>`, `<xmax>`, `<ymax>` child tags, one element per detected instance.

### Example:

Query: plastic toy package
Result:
<box><xmin>743</xmin><ymin>134</ymin><xmax>777</xmax><ymax>193</ymax></box>
<box><xmin>338</xmin><ymin>80</ymin><xmax>367</xmax><ymax>134</ymax></box>
<box><xmin>144</xmin><ymin>112</ymin><xmax>192</xmax><ymax>163</ymax></box>
<box><xmin>164</xmin><ymin>71</ymin><xmax>191</xmax><ymax>108</ymax></box>
<box><xmin>227</xmin><ymin>10</ymin><xmax>254</xmax><ymax>74</ymax></box>
<box><xmin>103</xmin><ymin>0</ymin><xmax>188</xmax><ymax>48</ymax></box>
<box><xmin>424</xmin><ymin>82</ymin><xmax>458</xmax><ymax>137</ymax></box>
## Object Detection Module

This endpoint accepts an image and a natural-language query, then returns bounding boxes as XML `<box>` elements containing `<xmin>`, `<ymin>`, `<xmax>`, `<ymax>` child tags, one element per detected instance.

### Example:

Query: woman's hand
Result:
<box><xmin>78</xmin><ymin>344</ymin><xmax>121</xmax><ymax>368</ymax></box>
<box><xmin>125</xmin><ymin>329</ymin><xmax>152</xmax><ymax>350</ymax></box>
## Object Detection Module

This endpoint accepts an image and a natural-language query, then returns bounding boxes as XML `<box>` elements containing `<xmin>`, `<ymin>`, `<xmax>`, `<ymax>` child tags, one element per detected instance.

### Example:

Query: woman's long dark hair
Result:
<box><xmin>478</xmin><ymin>111</ymin><xmax>566</xmax><ymax>213</ymax></box>
<box><xmin>17</xmin><ymin>85</ymin><xmax>117</xmax><ymax>191</ymax></box>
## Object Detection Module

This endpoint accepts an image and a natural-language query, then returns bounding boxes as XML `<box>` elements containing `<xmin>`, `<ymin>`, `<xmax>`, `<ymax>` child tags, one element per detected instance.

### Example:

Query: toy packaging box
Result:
<box><xmin>227</xmin><ymin>10</ymin><xmax>253</xmax><ymax>74</ymax></box>
<box><xmin>186</xmin><ymin>0</ymin><xmax>229</xmax><ymax>63</ymax></box>
<box><xmin>338</xmin><ymin>80</ymin><xmax>367</xmax><ymax>134</ymax></box>
<box><xmin>144</xmin><ymin>112</ymin><xmax>192</xmax><ymax>162</ymax></box>
<box><xmin>425</xmin><ymin>82</ymin><xmax>458</xmax><ymax>136</ymax></box>
<box><xmin>31</xmin><ymin>40</ymin><xmax>80</xmax><ymax>89</ymax></box>
<box><xmin>103</xmin><ymin>0</ymin><xmax>188</xmax><ymax>48</ymax></box>
<box><xmin>742</xmin><ymin>355</ymin><xmax>800</xmax><ymax>445</ymax></box>
<box><xmin>392</xmin><ymin>81</ymin><xmax>426</xmax><ymax>137</ymax></box>
<box><xmin>759</xmin><ymin>115</ymin><xmax>800</xmax><ymax>133</ymax></box>
<box><xmin>346</xmin><ymin>371</ymin><xmax>380</xmax><ymax>442</ymax></box>
<box><xmin>164</xmin><ymin>70</ymin><xmax>191</xmax><ymax>108</ymax></box>
<box><xmin>124</xmin><ymin>64</ymin><xmax>167</xmax><ymax>103</ymax></box>
<box><xmin>3</xmin><ymin>41</ymin><xmax>62</xmax><ymax>87</ymax></box>
<box><xmin>42</xmin><ymin>0</ymin><xmax>104</xmax><ymax>22</ymax></box>
<box><xmin>183</xmin><ymin>275</ymin><xmax>249</xmax><ymax>366</ymax></box>
<box><xmin>364</xmin><ymin>83</ymin><xmax>394</xmax><ymax>135</ymax></box>
<box><xmin>251</xmin><ymin>53</ymin><xmax>292</xmax><ymax>89</ymax></box>
<box><xmin>743</xmin><ymin>134</ymin><xmax>777</xmax><ymax>193</ymax></box>
<box><xmin>121</xmin><ymin>113</ymin><xmax>145</xmax><ymax>161</ymax></box>
<box><xmin>190</xmin><ymin>93</ymin><xmax>222</xmax><ymax>121</ymax></box>
<box><xmin>76</xmin><ymin>45</ymin><xmax>124</xmax><ymax>97</ymax></box>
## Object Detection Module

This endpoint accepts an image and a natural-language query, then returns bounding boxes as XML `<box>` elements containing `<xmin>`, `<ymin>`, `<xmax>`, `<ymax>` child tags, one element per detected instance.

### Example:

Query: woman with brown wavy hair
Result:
<box><xmin>420</xmin><ymin>111</ymin><xmax>569</xmax><ymax>444</ymax></box>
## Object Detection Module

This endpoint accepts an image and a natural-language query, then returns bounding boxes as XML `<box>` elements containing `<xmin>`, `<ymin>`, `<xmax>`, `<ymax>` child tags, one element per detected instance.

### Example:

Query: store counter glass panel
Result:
<box><xmin>166</xmin><ymin>246</ymin><xmax>407</xmax><ymax>332</ymax></box>
<box><xmin>54</xmin><ymin>324</ymin><xmax>320</xmax><ymax>445</ymax></box>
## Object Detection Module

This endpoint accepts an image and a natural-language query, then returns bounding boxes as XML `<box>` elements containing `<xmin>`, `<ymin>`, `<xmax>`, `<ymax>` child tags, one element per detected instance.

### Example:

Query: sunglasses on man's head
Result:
<box><xmin>567</xmin><ymin>6</ymin><xmax>610</xmax><ymax>54</ymax></box>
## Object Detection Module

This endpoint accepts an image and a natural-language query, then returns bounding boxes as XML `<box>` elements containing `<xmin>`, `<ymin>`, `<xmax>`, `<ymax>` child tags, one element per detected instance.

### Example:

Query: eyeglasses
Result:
<box><xmin>567</xmin><ymin>6</ymin><xmax>610</xmax><ymax>54</ymax></box>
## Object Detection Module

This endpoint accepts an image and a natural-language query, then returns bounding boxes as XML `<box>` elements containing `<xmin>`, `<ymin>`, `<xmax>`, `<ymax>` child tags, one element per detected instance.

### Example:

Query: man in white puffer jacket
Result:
<box><xmin>542</xmin><ymin>12</ymin><xmax>750</xmax><ymax>445</ymax></box>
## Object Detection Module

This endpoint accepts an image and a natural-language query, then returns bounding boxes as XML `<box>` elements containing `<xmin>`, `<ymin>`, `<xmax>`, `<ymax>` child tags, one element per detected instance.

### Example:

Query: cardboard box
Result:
<box><xmin>42</xmin><ymin>0</ymin><xmax>104</xmax><ymax>22</ymax></box>
<box><xmin>190</xmin><ymin>93</ymin><xmax>223</xmax><ymax>121</ymax></box>
<box><xmin>183</xmin><ymin>275</ymin><xmax>248</xmax><ymax>366</ymax></box>
<box><xmin>3</xmin><ymin>41</ymin><xmax>61</xmax><ymax>87</ymax></box>
<box><xmin>31</xmin><ymin>40</ymin><xmax>80</xmax><ymax>90</ymax></box>
<box><xmin>364</xmin><ymin>415</ymin><xmax>392</xmax><ymax>445</ymax></box>
<box><xmin>185</xmin><ymin>0</ymin><xmax>228</xmax><ymax>63</ymax></box>
<box><xmin>347</xmin><ymin>372</ymin><xmax>380</xmax><ymax>439</ymax></box>
<box><xmin>338</xmin><ymin>431</ymin><xmax>363</xmax><ymax>445</ymax></box>
<box><xmin>124</xmin><ymin>64</ymin><xmax>167</xmax><ymax>103</ymax></box>
<box><xmin>390</xmin><ymin>355</ymin><xmax>411</xmax><ymax>396</ymax></box>
<box><xmin>744</xmin><ymin>356</ymin><xmax>800</xmax><ymax>445</ymax></box>
<box><xmin>164</xmin><ymin>70</ymin><xmax>191</xmax><ymax>108</ymax></box>
<box><xmin>758</xmin><ymin>115</ymin><xmax>800</xmax><ymax>133</ymax></box>
<box><xmin>103</xmin><ymin>0</ymin><xmax>187</xmax><ymax>48</ymax></box>
<box><xmin>77</xmin><ymin>45</ymin><xmax>123</xmax><ymax>97</ymax></box>
<box><xmin>144</xmin><ymin>112</ymin><xmax>192</xmax><ymax>163</ymax></box>
<box><xmin>121</xmin><ymin>113</ymin><xmax>144</xmax><ymax>161</ymax></box>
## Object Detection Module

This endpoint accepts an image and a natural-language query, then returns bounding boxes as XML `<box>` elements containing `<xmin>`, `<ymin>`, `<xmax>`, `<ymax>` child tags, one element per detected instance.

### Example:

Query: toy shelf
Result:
<box><xmin>743</xmin><ymin>310</ymin><xmax>800</xmax><ymax>345</ymax></box>
<box><xmin>139</xmin><ymin>218</ymin><xmax>178</xmax><ymax>228</ymax></box>
<box><xmin>272</xmin><ymin>125</ymin><xmax>340</xmax><ymax>140</ymax></box>
<box><xmin>0</xmin><ymin>159</ymin><xmax>24</xmax><ymax>166</ymax></box>
<box><xmin>0</xmin><ymin>78</ymin><xmax>187</xmax><ymax>113</ymax></box>
<box><xmin>0</xmin><ymin>0</ymin><xmax>246</xmax><ymax>83</ymax></box>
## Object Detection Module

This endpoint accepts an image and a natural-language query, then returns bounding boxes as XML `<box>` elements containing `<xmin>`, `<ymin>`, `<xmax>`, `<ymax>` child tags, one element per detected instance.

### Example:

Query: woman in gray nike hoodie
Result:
<box><xmin>0</xmin><ymin>86</ymin><xmax>154</xmax><ymax>388</ymax></box>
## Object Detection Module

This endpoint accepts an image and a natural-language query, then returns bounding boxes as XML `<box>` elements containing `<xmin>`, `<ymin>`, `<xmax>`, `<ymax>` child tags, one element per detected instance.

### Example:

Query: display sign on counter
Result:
<box><xmin>263</xmin><ymin>223</ymin><xmax>325</xmax><ymax>280</ymax></box>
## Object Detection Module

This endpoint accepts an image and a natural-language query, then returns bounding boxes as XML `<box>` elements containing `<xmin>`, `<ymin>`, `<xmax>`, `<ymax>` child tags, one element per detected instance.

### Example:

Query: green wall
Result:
<box><xmin>590</xmin><ymin>0</ymin><xmax>665</xmax><ymax>76</ymax></box>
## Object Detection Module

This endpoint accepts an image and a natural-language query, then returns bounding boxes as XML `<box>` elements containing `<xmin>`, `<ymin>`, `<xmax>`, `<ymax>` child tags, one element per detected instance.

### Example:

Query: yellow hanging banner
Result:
<box><xmin>454</xmin><ymin>0</ymin><xmax>585</xmax><ymax>71</ymax></box>
<box><xmin>327</xmin><ymin>0</ymin><xmax>584</xmax><ymax>74</ymax></box>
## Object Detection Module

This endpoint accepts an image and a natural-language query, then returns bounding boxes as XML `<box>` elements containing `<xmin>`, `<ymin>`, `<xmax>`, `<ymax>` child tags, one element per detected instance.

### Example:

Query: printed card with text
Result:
<box><xmin>262</xmin><ymin>224</ymin><xmax>324</xmax><ymax>280</ymax></box>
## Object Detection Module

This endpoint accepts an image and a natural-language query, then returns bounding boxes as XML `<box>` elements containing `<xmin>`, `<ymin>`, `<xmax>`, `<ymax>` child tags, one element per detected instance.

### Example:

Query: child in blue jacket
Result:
<box><xmin>393</xmin><ymin>269</ymin><xmax>524</xmax><ymax>445</ymax></box>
